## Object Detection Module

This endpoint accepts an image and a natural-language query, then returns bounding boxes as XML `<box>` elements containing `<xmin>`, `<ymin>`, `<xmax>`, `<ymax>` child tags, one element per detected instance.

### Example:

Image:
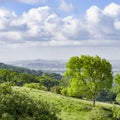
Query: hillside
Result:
<box><xmin>0</xmin><ymin>62</ymin><xmax>43</xmax><ymax>76</ymax></box>
<box><xmin>14</xmin><ymin>86</ymin><xmax>118</xmax><ymax>120</ymax></box>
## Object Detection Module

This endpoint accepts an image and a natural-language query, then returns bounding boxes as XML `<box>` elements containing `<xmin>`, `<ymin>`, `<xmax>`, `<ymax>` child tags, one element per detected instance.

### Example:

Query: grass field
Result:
<box><xmin>14</xmin><ymin>86</ymin><xmax>119</xmax><ymax>120</ymax></box>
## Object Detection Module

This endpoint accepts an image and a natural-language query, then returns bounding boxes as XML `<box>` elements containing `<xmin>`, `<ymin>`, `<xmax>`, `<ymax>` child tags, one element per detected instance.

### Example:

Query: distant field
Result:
<box><xmin>14</xmin><ymin>87</ymin><xmax>119</xmax><ymax>120</ymax></box>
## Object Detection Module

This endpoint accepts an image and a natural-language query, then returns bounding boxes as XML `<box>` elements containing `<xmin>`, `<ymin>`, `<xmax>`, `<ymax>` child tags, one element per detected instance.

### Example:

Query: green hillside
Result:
<box><xmin>14</xmin><ymin>86</ymin><xmax>119</xmax><ymax>120</ymax></box>
<box><xmin>0</xmin><ymin>62</ymin><xmax>43</xmax><ymax>76</ymax></box>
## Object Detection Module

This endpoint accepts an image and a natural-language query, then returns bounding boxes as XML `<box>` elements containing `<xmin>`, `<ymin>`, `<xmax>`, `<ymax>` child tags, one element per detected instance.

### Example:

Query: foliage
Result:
<box><xmin>0</xmin><ymin>69</ymin><xmax>61</xmax><ymax>91</ymax></box>
<box><xmin>43</xmin><ymin>72</ymin><xmax>62</xmax><ymax>80</ymax></box>
<box><xmin>51</xmin><ymin>86</ymin><xmax>61</xmax><ymax>94</ymax></box>
<box><xmin>65</xmin><ymin>55</ymin><xmax>113</xmax><ymax>107</ymax></box>
<box><xmin>0</xmin><ymin>82</ymin><xmax>58</xmax><ymax>120</ymax></box>
<box><xmin>96</xmin><ymin>90</ymin><xmax>116</xmax><ymax>103</ymax></box>
<box><xmin>112</xmin><ymin>105</ymin><xmax>120</xmax><ymax>120</ymax></box>
<box><xmin>61</xmin><ymin>87</ymin><xmax>68</xmax><ymax>96</ymax></box>
<box><xmin>59</xmin><ymin>76</ymin><xmax>69</xmax><ymax>87</ymax></box>
<box><xmin>114</xmin><ymin>74</ymin><xmax>120</xmax><ymax>103</ymax></box>
<box><xmin>39</xmin><ymin>76</ymin><xmax>59</xmax><ymax>90</ymax></box>
<box><xmin>0</xmin><ymin>69</ymin><xmax>39</xmax><ymax>86</ymax></box>
<box><xmin>24</xmin><ymin>83</ymin><xmax>47</xmax><ymax>91</ymax></box>
<box><xmin>0</xmin><ymin>62</ymin><xmax>43</xmax><ymax>76</ymax></box>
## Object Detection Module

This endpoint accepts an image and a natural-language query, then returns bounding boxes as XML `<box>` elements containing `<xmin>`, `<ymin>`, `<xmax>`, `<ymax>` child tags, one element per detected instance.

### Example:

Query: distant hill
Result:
<box><xmin>0</xmin><ymin>62</ymin><xmax>43</xmax><ymax>76</ymax></box>
<box><xmin>8</xmin><ymin>59</ymin><xmax>120</xmax><ymax>75</ymax></box>
<box><xmin>8</xmin><ymin>59</ymin><xmax>66</xmax><ymax>74</ymax></box>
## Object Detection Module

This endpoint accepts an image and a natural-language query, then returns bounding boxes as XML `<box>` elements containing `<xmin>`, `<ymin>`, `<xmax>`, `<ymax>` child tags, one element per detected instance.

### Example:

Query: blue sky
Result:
<box><xmin>0</xmin><ymin>0</ymin><xmax>120</xmax><ymax>62</ymax></box>
<box><xmin>3</xmin><ymin>0</ymin><xmax>120</xmax><ymax>16</ymax></box>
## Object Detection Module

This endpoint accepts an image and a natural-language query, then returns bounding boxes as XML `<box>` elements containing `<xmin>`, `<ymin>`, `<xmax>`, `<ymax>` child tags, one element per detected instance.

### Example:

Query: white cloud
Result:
<box><xmin>114</xmin><ymin>19</ymin><xmax>120</xmax><ymax>30</ymax></box>
<box><xmin>0</xmin><ymin>8</ymin><xmax>17</xmax><ymax>30</ymax></box>
<box><xmin>0</xmin><ymin>3</ymin><xmax>120</xmax><ymax>47</ymax></box>
<box><xmin>85</xmin><ymin>3</ymin><xmax>120</xmax><ymax>41</ymax></box>
<box><xmin>0</xmin><ymin>31</ymin><xmax>22</xmax><ymax>43</ymax></box>
<box><xmin>103</xmin><ymin>3</ymin><xmax>120</xmax><ymax>17</ymax></box>
<box><xmin>62</xmin><ymin>16</ymin><xmax>90</xmax><ymax>40</ymax></box>
<box><xmin>58</xmin><ymin>0</ymin><xmax>74</xmax><ymax>12</ymax></box>
<box><xmin>86</xmin><ymin>6</ymin><xmax>102</xmax><ymax>23</ymax></box>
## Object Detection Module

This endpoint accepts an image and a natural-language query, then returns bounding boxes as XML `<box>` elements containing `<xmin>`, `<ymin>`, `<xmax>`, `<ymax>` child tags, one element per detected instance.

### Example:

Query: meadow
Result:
<box><xmin>14</xmin><ymin>86</ymin><xmax>118</xmax><ymax>120</ymax></box>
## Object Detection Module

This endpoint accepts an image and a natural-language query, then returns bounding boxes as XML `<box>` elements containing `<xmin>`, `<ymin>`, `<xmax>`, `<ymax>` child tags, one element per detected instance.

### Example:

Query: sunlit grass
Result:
<box><xmin>13</xmin><ymin>86</ymin><xmax>119</xmax><ymax>120</ymax></box>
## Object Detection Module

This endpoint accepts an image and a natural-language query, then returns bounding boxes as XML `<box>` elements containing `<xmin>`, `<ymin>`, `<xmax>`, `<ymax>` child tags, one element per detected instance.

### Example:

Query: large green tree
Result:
<box><xmin>65</xmin><ymin>55</ymin><xmax>113</xmax><ymax>107</ymax></box>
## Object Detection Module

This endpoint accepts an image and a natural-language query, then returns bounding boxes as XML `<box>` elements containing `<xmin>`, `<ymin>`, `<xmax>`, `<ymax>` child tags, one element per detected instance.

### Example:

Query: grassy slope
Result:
<box><xmin>14</xmin><ymin>87</ymin><xmax>118</xmax><ymax>120</ymax></box>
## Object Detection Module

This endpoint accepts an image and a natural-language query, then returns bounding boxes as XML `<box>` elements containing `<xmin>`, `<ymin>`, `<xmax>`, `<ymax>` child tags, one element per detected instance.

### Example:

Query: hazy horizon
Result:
<box><xmin>2</xmin><ymin>56</ymin><xmax>120</xmax><ymax>64</ymax></box>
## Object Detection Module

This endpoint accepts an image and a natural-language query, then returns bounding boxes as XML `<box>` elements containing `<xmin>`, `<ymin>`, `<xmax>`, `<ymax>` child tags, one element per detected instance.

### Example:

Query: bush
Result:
<box><xmin>0</xmin><ymin>82</ymin><xmax>59</xmax><ymax>120</ymax></box>
<box><xmin>24</xmin><ymin>83</ymin><xmax>47</xmax><ymax>91</ymax></box>
<box><xmin>61</xmin><ymin>87</ymin><xmax>68</xmax><ymax>96</ymax></box>
<box><xmin>51</xmin><ymin>86</ymin><xmax>61</xmax><ymax>94</ymax></box>
<box><xmin>96</xmin><ymin>90</ymin><xmax>116</xmax><ymax>103</ymax></box>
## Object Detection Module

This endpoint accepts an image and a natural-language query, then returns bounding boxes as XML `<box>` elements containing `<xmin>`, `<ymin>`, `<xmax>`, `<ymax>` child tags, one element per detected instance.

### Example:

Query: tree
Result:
<box><xmin>65</xmin><ymin>55</ymin><xmax>113</xmax><ymax>107</ymax></box>
<box><xmin>114</xmin><ymin>74</ymin><xmax>120</xmax><ymax>103</ymax></box>
<box><xmin>38</xmin><ymin>75</ymin><xmax>59</xmax><ymax>90</ymax></box>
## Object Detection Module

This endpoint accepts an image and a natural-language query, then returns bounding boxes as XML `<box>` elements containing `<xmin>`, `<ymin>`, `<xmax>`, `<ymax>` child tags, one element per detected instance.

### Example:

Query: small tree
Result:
<box><xmin>65</xmin><ymin>55</ymin><xmax>113</xmax><ymax>107</ymax></box>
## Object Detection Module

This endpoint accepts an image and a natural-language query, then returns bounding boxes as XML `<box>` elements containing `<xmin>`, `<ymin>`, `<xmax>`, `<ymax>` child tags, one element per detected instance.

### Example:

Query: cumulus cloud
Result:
<box><xmin>0</xmin><ymin>3</ymin><xmax>120</xmax><ymax>47</ymax></box>
<box><xmin>103</xmin><ymin>3</ymin><xmax>120</xmax><ymax>17</ymax></box>
<box><xmin>58</xmin><ymin>0</ymin><xmax>74</xmax><ymax>12</ymax></box>
<box><xmin>0</xmin><ymin>8</ymin><xmax>17</xmax><ymax>30</ymax></box>
<box><xmin>62</xmin><ymin>16</ymin><xmax>90</xmax><ymax>40</ymax></box>
<box><xmin>85</xmin><ymin>3</ymin><xmax>120</xmax><ymax>42</ymax></box>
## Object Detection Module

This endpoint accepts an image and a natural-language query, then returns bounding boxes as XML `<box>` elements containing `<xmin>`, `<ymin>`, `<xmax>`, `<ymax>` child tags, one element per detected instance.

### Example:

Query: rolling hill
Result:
<box><xmin>14</xmin><ymin>86</ymin><xmax>119</xmax><ymax>120</ymax></box>
<box><xmin>0</xmin><ymin>62</ymin><xmax>43</xmax><ymax>76</ymax></box>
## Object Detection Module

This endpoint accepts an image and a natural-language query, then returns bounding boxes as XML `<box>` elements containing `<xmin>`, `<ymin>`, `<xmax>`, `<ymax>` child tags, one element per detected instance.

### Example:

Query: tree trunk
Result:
<box><xmin>92</xmin><ymin>93</ymin><xmax>96</xmax><ymax>107</ymax></box>
<box><xmin>93</xmin><ymin>98</ymin><xmax>95</xmax><ymax>107</ymax></box>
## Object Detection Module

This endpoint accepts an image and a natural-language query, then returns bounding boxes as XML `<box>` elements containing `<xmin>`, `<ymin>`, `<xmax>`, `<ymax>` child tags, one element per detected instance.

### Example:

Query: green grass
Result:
<box><xmin>13</xmin><ymin>86</ymin><xmax>119</xmax><ymax>120</ymax></box>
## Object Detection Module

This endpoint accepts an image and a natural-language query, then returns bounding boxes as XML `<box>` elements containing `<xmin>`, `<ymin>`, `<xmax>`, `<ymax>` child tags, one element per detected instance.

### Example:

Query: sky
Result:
<box><xmin>0</xmin><ymin>0</ymin><xmax>120</xmax><ymax>62</ymax></box>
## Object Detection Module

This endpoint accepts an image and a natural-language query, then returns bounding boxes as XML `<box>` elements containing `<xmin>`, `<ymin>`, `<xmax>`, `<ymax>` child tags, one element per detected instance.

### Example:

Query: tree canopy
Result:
<box><xmin>65</xmin><ymin>55</ymin><xmax>113</xmax><ymax>107</ymax></box>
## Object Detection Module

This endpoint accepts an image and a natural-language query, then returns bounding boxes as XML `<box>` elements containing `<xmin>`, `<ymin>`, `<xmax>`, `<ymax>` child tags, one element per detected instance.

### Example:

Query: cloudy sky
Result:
<box><xmin>0</xmin><ymin>0</ymin><xmax>120</xmax><ymax>62</ymax></box>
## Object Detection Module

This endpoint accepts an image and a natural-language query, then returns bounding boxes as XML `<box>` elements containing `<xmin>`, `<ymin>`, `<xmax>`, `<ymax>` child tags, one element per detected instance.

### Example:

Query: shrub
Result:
<box><xmin>24</xmin><ymin>83</ymin><xmax>47</xmax><ymax>91</ymax></box>
<box><xmin>61</xmin><ymin>87</ymin><xmax>68</xmax><ymax>96</ymax></box>
<box><xmin>51</xmin><ymin>86</ymin><xmax>61</xmax><ymax>94</ymax></box>
<box><xmin>0</xmin><ymin>82</ymin><xmax>59</xmax><ymax>120</ymax></box>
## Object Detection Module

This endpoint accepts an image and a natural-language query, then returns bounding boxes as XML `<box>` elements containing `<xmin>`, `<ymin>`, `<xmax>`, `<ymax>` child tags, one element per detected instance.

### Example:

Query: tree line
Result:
<box><xmin>0</xmin><ymin>69</ymin><xmax>62</xmax><ymax>91</ymax></box>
